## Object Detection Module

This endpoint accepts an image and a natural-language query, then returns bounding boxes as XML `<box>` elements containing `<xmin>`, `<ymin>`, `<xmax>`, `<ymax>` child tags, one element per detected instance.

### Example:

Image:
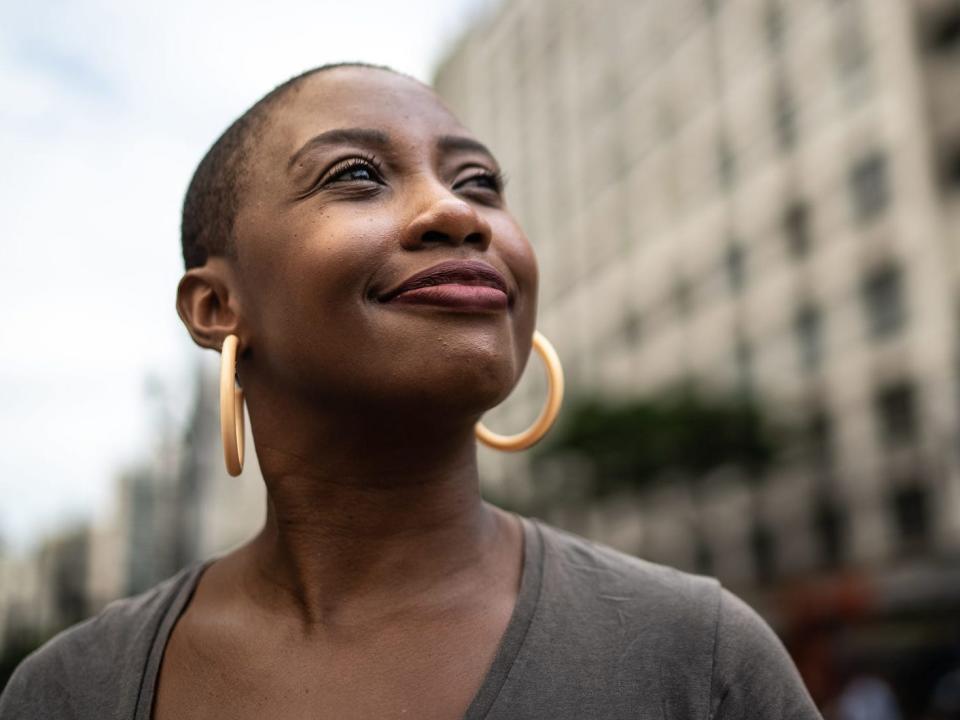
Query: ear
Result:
<box><xmin>176</xmin><ymin>257</ymin><xmax>244</xmax><ymax>351</ymax></box>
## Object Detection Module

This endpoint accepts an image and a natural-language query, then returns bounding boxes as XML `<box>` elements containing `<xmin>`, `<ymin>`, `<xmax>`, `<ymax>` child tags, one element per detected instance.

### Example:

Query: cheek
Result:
<box><xmin>491</xmin><ymin>215</ymin><xmax>539</xmax><ymax>361</ymax></box>
<box><xmin>236</xmin><ymin>201</ymin><xmax>540</xmax><ymax>413</ymax></box>
<box><xmin>238</xmin><ymin>208</ymin><xmax>395</xmax><ymax>385</ymax></box>
<box><xmin>287</xmin><ymin>211</ymin><xmax>393</xmax><ymax>295</ymax></box>
<box><xmin>493</xmin><ymin>215</ymin><xmax>538</xmax><ymax>301</ymax></box>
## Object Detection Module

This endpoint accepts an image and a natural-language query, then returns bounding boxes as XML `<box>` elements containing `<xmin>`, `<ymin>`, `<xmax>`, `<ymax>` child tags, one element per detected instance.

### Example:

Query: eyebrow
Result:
<box><xmin>287</xmin><ymin>128</ymin><xmax>390</xmax><ymax>170</ymax></box>
<box><xmin>437</xmin><ymin>135</ymin><xmax>498</xmax><ymax>165</ymax></box>
<box><xmin>286</xmin><ymin>128</ymin><xmax>499</xmax><ymax>171</ymax></box>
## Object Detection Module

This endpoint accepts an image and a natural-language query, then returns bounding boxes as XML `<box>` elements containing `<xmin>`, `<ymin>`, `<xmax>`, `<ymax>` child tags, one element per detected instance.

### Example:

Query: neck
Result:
<box><xmin>237</xmin><ymin>392</ymin><xmax>509</xmax><ymax>627</ymax></box>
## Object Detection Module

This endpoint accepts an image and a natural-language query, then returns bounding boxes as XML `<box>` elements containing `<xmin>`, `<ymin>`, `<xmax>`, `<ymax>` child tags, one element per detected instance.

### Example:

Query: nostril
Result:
<box><xmin>422</xmin><ymin>230</ymin><xmax>451</xmax><ymax>244</ymax></box>
<box><xmin>465</xmin><ymin>232</ymin><xmax>485</xmax><ymax>245</ymax></box>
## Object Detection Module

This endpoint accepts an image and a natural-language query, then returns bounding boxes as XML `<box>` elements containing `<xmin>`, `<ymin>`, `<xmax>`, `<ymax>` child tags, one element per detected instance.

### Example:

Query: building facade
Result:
<box><xmin>435</xmin><ymin>0</ymin><xmax>960</xmax><ymax>592</ymax></box>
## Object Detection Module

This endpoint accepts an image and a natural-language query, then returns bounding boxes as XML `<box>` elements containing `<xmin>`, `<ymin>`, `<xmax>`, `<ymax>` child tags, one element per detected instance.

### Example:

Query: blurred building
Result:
<box><xmin>435</xmin><ymin>0</ymin><xmax>960</xmax><ymax>709</ymax></box>
<box><xmin>176</xmin><ymin>359</ymin><xmax>265</xmax><ymax>561</ymax></box>
<box><xmin>0</xmin><ymin>524</ymin><xmax>90</xmax><ymax>678</ymax></box>
<box><xmin>23</xmin><ymin>528</ymin><xmax>88</xmax><ymax>635</ymax></box>
<box><xmin>0</xmin><ymin>363</ymin><xmax>264</xmax><ymax>682</ymax></box>
<box><xmin>93</xmin><ymin>361</ymin><xmax>264</xmax><ymax>596</ymax></box>
<box><xmin>93</xmin><ymin>360</ymin><xmax>265</xmax><ymax>595</ymax></box>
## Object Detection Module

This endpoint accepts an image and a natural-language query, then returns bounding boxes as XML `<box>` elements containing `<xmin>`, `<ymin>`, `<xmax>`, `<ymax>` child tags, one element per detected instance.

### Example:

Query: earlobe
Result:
<box><xmin>175</xmin><ymin>260</ymin><xmax>242</xmax><ymax>351</ymax></box>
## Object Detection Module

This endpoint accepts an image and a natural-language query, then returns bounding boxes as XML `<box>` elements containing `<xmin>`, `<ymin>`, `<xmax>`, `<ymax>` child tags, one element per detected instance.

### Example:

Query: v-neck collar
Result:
<box><xmin>462</xmin><ymin>515</ymin><xmax>544</xmax><ymax>719</ymax></box>
<box><xmin>135</xmin><ymin>514</ymin><xmax>545</xmax><ymax>720</ymax></box>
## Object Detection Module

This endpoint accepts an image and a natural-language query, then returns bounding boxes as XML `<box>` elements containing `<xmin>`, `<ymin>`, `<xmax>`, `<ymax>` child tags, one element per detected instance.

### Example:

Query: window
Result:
<box><xmin>725</xmin><ymin>242</ymin><xmax>746</xmax><ymax>292</ymax></box>
<box><xmin>862</xmin><ymin>263</ymin><xmax>906</xmax><ymax>339</ymax></box>
<box><xmin>923</xmin><ymin>7</ymin><xmax>960</xmax><ymax>53</ymax></box>
<box><xmin>773</xmin><ymin>80</ymin><xmax>797</xmax><ymax>150</ymax></box>
<box><xmin>673</xmin><ymin>277</ymin><xmax>692</xmax><ymax>316</ymax></box>
<box><xmin>890</xmin><ymin>483</ymin><xmax>930</xmax><ymax>547</ymax></box>
<box><xmin>834</xmin><ymin>0</ymin><xmax>870</xmax><ymax>98</ymax></box>
<box><xmin>694</xmin><ymin>533</ymin><xmax>713</xmax><ymax>575</ymax></box>
<box><xmin>874</xmin><ymin>380</ymin><xmax>918</xmax><ymax>447</ymax></box>
<box><xmin>808</xmin><ymin>409</ymin><xmax>834</xmax><ymax>473</ymax></box>
<box><xmin>750</xmin><ymin>522</ymin><xmax>777</xmax><ymax>584</ymax></box>
<box><xmin>783</xmin><ymin>201</ymin><xmax>811</xmax><ymax>258</ymax></box>
<box><xmin>850</xmin><ymin>152</ymin><xmax>891</xmax><ymax>221</ymax></box>
<box><xmin>734</xmin><ymin>336</ymin><xmax>753</xmax><ymax>395</ymax></box>
<box><xmin>794</xmin><ymin>304</ymin><xmax>823</xmax><ymax>371</ymax></box>
<box><xmin>764</xmin><ymin>0</ymin><xmax>786</xmax><ymax>52</ymax></box>
<box><xmin>623</xmin><ymin>312</ymin><xmax>642</xmax><ymax>344</ymax></box>
<box><xmin>813</xmin><ymin>494</ymin><xmax>846</xmax><ymax>569</ymax></box>
<box><xmin>943</xmin><ymin>142</ymin><xmax>960</xmax><ymax>192</ymax></box>
<box><xmin>717</xmin><ymin>135</ymin><xmax>736</xmax><ymax>189</ymax></box>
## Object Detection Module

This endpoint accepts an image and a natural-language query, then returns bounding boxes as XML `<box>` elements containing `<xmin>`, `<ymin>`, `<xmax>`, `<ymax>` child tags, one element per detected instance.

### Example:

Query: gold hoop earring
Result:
<box><xmin>475</xmin><ymin>331</ymin><xmax>564</xmax><ymax>452</ymax></box>
<box><xmin>220</xmin><ymin>334</ymin><xmax>245</xmax><ymax>476</ymax></box>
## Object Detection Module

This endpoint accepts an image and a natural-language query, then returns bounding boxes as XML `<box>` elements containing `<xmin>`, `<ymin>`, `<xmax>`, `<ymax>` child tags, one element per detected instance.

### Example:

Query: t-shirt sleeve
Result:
<box><xmin>0</xmin><ymin>566</ymin><xmax>195</xmax><ymax>720</ymax></box>
<box><xmin>0</xmin><ymin>639</ymin><xmax>74</xmax><ymax>719</ymax></box>
<box><xmin>709</xmin><ymin>588</ymin><xmax>823</xmax><ymax>720</ymax></box>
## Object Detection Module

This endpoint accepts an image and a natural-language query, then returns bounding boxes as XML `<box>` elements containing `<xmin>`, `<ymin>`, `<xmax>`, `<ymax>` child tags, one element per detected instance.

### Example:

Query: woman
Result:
<box><xmin>0</xmin><ymin>63</ymin><xmax>822</xmax><ymax>719</ymax></box>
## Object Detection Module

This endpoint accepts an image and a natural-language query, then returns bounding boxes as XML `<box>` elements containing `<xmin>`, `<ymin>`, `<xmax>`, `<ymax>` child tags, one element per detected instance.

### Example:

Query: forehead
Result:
<box><xmin>259</xmin><ymin>67</ymin><xmax>469</xmax><ymax>167</ymax></box>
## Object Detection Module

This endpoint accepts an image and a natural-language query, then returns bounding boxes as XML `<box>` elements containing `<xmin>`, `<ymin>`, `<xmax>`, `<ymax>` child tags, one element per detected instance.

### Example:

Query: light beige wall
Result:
<box><xmin>436</xmin><ymin>0</ymin><xmax>960</xmax><ymax>577</ymax></box>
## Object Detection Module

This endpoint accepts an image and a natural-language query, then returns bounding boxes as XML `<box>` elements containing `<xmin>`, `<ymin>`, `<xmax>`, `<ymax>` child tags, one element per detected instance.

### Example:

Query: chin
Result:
<box><xmin>396</xmin><ymin>340</ymin><xmax>520</xmax><ymax>418</ymax></box>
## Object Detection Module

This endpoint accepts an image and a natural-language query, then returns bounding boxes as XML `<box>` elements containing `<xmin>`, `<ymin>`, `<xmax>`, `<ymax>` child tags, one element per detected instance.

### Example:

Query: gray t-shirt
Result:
<box><xmin>0</xmin><ymin>516</ymin><xmax>822</xmax><ymax>719</ymax></box>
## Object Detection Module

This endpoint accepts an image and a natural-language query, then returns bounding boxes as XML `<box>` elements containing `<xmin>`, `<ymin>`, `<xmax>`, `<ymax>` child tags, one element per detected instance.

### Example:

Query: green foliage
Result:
<box><xmin>532</xmin><ymin>388</ymin><xmax>780</xmax><ymax>498</ymax></box>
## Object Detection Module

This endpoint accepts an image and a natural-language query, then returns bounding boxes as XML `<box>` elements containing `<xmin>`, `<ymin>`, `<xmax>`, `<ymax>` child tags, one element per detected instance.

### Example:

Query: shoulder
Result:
<box><xmin>523</xmin><ymin>518</ymin><xmax>722</xmax><ymax>716</ymax></box>
<box><xmin>0</xmin><ymin>563</ymin><xmax>202</xmax><ymax>720</ymax></box>
<box><xmin>525</xmin><ymin>518</ymin><xmax>821</xmax><ymax>719</ymax></box>
<box><xmin>532</xmin><ymin>516</ymin><xmax>722</xmax><ymax>617</ymax></box>
<box><xmin>710</xmin><ymin>589</ymin><xmax>821</xmax><ymax>719</ymax></box>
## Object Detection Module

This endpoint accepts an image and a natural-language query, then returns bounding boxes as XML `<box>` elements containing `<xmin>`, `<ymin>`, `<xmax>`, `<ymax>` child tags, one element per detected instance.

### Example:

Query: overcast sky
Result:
<box><xmin>0</xmin><ymin>0</ymin><xmax>497</xmax><ymax>551</ymax></box>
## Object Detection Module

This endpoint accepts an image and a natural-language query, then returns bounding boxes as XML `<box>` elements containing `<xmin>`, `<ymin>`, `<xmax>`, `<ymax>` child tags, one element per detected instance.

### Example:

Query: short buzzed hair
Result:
<box><xmin>180</xmin><ymin>62</ymin><xmax>396</xmax><ymax>269</ymax></box>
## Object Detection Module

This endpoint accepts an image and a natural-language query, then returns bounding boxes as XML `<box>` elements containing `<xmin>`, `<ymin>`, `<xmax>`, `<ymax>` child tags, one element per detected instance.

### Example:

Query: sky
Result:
<box><xmin>0</xmin><ymin>0</ymin><xmax>498</xmax><ymax>551</ymax></box>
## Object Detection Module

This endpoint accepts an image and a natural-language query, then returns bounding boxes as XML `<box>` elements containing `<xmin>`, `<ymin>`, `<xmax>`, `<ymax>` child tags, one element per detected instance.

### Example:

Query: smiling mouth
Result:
<box><xmin>378</xmin><ymin>260</ymin><xmax>511</xmax><ymax>311</ymax></box>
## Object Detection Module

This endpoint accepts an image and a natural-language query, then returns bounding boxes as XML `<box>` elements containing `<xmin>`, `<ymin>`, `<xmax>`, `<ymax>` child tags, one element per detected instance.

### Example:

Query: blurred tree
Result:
<box><xmin>532</xmin><ymin>387</ymin><xmax>781</xmax><ymax>499</ymax></box>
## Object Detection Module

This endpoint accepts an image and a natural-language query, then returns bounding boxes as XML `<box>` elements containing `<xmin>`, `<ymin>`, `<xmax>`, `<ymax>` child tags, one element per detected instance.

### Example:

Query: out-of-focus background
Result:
<box><xmin>3</xmin><ymin>0</ymin><xmax>960</xmax><ymax>717</ymax></box>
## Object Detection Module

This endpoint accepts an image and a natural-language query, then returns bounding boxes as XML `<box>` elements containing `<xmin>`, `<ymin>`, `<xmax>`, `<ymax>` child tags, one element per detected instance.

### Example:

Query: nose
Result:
<box><xmin>401</xmin><ymin>183</ymin><xmax>493</xmax><ymax>252</ymax></box>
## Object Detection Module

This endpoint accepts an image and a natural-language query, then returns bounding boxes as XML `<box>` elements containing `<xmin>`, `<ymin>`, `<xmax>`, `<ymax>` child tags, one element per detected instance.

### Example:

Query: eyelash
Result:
<box><xmin>318</xmin><ymin>156</ymin><xmax>506</xmax><ymax>197</ymax></box>
<box><xmin>322</xmin><ymin>154</ymin><xmax>384</xmax><ymax>185</ymax></box>
<box><xmin>457</xmin><ymin>169</ymin><xmax>507</xmax><ymax>195</ymax></box>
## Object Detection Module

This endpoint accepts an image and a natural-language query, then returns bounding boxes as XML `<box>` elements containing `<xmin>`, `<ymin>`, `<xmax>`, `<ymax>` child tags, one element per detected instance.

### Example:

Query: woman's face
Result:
<box><xmin>231</xmin><ymin>67</ymin><xmax>538</xmax><ymax>419</ymax></box>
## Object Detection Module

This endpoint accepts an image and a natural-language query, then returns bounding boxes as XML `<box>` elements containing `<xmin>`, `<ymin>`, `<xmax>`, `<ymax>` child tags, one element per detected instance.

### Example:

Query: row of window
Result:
<box><xmin>619</xmin><ymin>150</ymin><xmax>900</xmax><ymax>368</ymax></box>
<box><xmin>705</xmin><ymin>0</ymin><xmax>872</xmax><ymax>191</ymax></box>
<box><xmin>615</xmin><ymin>257</ymin><xmax>906</xmax><ymax>409</ymax></box>
<box><xmin>693</xmin><ymin>476</ymin><xmax>930</xmax><ymax>583</ymax></box>
<box><xmin>721</xmin><ymin>150</ymin><xmax>890</xmax><ymax>289</ymax></box>
<box><xmin>747</xmin><ymin>478</ymin><xmax>929</xmax><ymax>583</ymax></box>
<box><xmin>806</xmin><ymin>379</ymin><xmax>921</xmax><ymax>468</ymax></box>
<box><xmin>761</xmin><ymin>0</ymin><xmax>871</xmax><ymax>66</ymax></box>
<box><xmin>621</xmin><ymin>257</ymin><xmax>907</xmax><ymax>387</ymax></box>
<box><xmin>685</xmin><ymin>360</ymin><xmax>929</xmax><ymax>582</ymax></box>
<box><xmin>580</xmin><ymin>1</ymin><xmax>876</xmax><ymax>206</ymax></box>
<box><xmin>788</xmin><ymin>261</ymin><xmax>907</xmax><ymax>376</ymax></box>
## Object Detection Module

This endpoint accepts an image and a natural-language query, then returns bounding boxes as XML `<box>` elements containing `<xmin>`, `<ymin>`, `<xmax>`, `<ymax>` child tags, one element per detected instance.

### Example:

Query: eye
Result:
<box><xmin>454</xmin><ymin>169</ymin><xmax>506</xmax><ymax>195</ymax></box>
<box><xmin>322</xmin><ymin>155</ymin><xmax>383</xmax><ymax>186</ymax></box>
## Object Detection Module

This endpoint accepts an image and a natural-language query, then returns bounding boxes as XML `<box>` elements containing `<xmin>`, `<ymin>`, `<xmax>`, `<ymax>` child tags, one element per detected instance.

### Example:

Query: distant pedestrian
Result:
<box><xmin>928</xmin><ymin>667</ymin><xmax>960</xmax><ymax>719</ymax></box>
<box><xmin>836</xmin><ymin>675</ymin><xmax>901</xmax><ymax>720</ymax></box>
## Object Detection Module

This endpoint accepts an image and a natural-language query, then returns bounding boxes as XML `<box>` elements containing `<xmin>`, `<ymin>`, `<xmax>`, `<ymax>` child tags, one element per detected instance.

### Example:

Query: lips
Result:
<box><xmin>379</xmin><ymin>260</ymin><xmax>509</xmax><ymax>304</ymax></box>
